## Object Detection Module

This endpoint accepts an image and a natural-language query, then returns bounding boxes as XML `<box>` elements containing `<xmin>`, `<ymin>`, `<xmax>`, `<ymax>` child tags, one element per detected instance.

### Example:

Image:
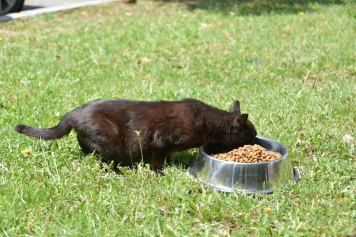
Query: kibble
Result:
<box><xmin>211</xmin><ymin>144</ymin><xmax>282</xmax><ymax>163</ymax></box>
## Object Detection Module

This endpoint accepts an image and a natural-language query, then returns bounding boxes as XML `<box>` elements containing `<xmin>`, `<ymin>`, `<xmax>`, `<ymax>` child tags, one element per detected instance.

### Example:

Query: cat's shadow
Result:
<box><xmin>169</xmin><ymin>149</ymin><xmax>198</xmax><ymax>169</ymax></box>
<box><xmin>96</xmin><ymin>149</ymin><xmax>198</xmax><ymax>175</ymax></box>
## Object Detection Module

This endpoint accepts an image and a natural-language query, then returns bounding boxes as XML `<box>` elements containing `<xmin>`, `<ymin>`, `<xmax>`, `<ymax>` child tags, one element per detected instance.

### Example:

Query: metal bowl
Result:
<box><xmin>188</xmin><ymin>137</ymin><xmax>299</xmax><ymax>194</ymax></box>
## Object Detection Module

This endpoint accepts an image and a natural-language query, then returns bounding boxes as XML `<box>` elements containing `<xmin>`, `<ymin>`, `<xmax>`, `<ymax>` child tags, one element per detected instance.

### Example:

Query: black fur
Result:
<box><xmin>15</xmin><ymin>98</ymin><xmax>257</xmax><ymax>171</ymax></box>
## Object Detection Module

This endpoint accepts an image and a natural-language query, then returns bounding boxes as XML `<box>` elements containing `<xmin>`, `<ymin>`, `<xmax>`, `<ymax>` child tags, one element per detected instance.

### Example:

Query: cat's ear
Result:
<box><xmin>229</xmin><ymin>100</ymin><xmax>241</xmax><ymax>115</ymax></box>
<box><xmin>233</xmin><ymin>114</ymin><xmax>248</xmax><ymax>126</ymax></box>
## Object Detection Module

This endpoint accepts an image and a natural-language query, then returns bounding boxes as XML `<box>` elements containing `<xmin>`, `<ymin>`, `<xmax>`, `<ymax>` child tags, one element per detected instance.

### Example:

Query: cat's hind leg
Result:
<box><xmin>77</xmin><ymin>136</ymin><xmax>94</xmax><ymax>154</ymax></box>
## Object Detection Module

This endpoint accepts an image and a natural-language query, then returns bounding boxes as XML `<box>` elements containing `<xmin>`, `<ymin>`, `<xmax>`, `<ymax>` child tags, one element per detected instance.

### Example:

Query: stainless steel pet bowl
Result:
<box><xmin>188</xmin><ymin>137</ymin><xmax>299</xmax><ymax>194</ymax></box>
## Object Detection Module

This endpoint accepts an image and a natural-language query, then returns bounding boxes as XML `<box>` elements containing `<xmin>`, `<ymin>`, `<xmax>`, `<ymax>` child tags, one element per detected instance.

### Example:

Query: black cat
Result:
<box><xmin>15</xmin><ymin>98</ymin><xmax>257</xmax><ymax>171</ymax></box>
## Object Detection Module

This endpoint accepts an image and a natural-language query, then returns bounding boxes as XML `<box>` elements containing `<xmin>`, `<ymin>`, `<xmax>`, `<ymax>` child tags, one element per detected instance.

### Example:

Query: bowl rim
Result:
<box><xmin>200</xmin><ymin>136</ymin><xmax>289</xmax><ymax>165</ymax></box>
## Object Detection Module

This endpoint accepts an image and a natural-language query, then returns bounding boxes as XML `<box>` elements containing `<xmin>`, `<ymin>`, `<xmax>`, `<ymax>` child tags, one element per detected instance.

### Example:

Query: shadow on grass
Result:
<box><xmin>22</xmin><ymin>5</ymin><xmax>43</xmax><ymax>11</ymax></box>
<box><xmin>155</xmin><ymin>0</ymin><xmax>347</xmax><ymax>15</ymax></box>
<box><xmin>170</xmin><ymin>149</ymin><xmax>197</xmax><ymax>169</ymax></box>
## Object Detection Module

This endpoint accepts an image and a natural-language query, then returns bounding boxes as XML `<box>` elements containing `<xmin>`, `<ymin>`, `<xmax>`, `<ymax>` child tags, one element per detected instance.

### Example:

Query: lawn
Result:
<box><xmin>1</xmin><ymin>0</ymin><xmax>355</xmax><ymax>236</ymax></box>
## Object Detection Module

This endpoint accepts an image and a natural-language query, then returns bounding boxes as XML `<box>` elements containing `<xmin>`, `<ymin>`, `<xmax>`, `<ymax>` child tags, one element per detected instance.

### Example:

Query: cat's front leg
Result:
<box><xmin>150</xmin><ymin>152</ymin><xmax>171</xmax><ymax>175</ymax></box>
<box><xmin>150</xmin><ymin>159</ymin><xmax>165</xmax><ymax>174</ymax></box>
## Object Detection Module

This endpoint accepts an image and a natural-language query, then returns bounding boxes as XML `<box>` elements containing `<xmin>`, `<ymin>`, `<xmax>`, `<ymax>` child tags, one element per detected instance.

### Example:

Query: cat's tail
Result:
<box><xmin>15</xmin><ymin>112</ymin><xmax>74</xmax><ymax>140</ymax></box>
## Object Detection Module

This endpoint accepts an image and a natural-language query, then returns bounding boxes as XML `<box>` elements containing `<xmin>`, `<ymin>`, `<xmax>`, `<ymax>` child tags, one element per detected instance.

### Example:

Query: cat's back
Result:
<box><xmin>87</xmin><ymin>98</ymin><xmax>205</xmax><ymax>112</ymax></box>
<box><xmin>83</xmin><ymin>98</ymin><xmax>209</xmax><ymax>124</ymax></box>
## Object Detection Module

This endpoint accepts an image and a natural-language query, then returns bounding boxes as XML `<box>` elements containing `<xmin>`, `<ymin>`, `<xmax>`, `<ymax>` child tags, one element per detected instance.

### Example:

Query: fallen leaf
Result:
<box><xmin>199</xmin><ymin>23</ymin><xmax>213</xmax><ymax>29</ymax></box>
<box><xmin>343</xmin><ymin>134</ymin><xmax>354</xmax><ymax>143</ymax></box>
<box><xmin>137</xmin><ymin>57</ymin><xmax>150</xmax><ymax>65</ymax></box>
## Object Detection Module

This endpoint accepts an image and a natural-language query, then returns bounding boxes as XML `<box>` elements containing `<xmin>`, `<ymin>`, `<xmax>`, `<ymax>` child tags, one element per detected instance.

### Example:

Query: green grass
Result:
<box><xmin>1</xmin><ymin>1</ymin><xmax>356</xmax><ymax>236</ymax></box>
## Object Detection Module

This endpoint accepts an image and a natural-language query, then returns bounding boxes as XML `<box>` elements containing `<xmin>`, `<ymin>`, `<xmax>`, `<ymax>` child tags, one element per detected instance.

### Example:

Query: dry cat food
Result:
<box><xmin>211</xmin><ymin>144</ymin><xmax>282</xmax><ymax>163</ymax></box>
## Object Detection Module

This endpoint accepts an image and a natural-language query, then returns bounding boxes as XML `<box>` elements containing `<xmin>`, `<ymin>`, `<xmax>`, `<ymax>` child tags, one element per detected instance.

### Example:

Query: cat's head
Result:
<box><xmin>223</xmin><ymin>100</ymin><xmax>257</xmax><ymax>150</ymax></box>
